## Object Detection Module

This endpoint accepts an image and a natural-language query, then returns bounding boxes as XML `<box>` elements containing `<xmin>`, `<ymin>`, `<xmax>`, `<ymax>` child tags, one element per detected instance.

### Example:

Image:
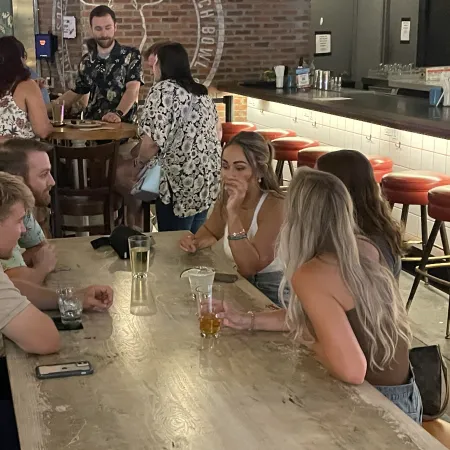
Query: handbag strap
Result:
<box><xmin>439</xmin><ymin>345</ymin><xmax>449</xmax><ymax>414</ymax></box>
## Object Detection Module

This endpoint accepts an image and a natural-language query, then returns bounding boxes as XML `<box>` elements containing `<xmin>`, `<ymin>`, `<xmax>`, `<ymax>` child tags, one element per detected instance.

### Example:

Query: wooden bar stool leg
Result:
<box><xmin>440</xmin><ymin>223</ymin><xmax>450</xmax><ymax>257</ymax></box>
<box><xmin>275</xmin><ymin>161</ymin><xmax>284</xmax><ymax>185</ymax></box>
<box><xmin>420</xmin><ymin>205</ymin><xmax>429</xmax><ymax>250</ymax></box>
<box><xmin>143</xmin><ymin>202</ymin><xmax>151</xmax><ymax>232</ymax></box>
<box><xmin>407</xmin><ymin>220</ymin><xmax>441</xmax><ymax>311</ymax></box>
<box><xmin>447</xmin><ymin>294</ymin><xmax>450</xmax><ymax>339</ymax></box>
<box><xmin>400</xmin><ymin>204</ymin><xmax>409</xmax><ymax>227</ymax></box>
<box><xmin>288</xmin><ymin>161</ymin><xmax>295</xmax><ymax>179</ymax></box>
<box><xmin>420</xmin><ymin>205</ymin><xmax>429</xmax><ymax>284</ymax></box>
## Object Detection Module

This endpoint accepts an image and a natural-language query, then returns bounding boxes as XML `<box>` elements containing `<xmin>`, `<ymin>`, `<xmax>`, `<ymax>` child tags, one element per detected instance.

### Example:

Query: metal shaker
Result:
<box><xmin>322</xmin><ymin>71</ymin><xmax>331</xmax><ymax>90</ymax></box>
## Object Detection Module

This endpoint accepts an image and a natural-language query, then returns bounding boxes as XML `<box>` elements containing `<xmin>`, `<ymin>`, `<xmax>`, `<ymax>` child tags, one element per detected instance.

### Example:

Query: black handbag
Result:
<box><xmin>410</xmin><ymin>345</ymin><xmax>449</xmax><ymax>421</ymax></box>
<box><xmin>90</xmin><ymin>225</ymin><xmax>154</xmax><ymax>259</ymax></box>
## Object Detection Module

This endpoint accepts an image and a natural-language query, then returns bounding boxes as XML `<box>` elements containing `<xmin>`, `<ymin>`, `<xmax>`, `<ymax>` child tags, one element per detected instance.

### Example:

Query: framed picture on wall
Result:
<box><xmin>314</xmin><ymin>31</ymin><xmax>332</xmax><ymax>56</ymax></box>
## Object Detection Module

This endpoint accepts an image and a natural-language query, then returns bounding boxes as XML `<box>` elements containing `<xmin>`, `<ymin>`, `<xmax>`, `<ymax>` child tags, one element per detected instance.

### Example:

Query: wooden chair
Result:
<box><xmin>51</xmin><ymin>142</ymin><xmax>123</xmax><ymax>237</ymax></box>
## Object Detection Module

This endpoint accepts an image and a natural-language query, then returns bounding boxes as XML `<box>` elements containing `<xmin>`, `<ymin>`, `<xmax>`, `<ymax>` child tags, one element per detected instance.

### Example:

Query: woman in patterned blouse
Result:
<box><xmin>115</xmin><ymin>42</ymin><xmax>222</xmax><ymax>230</ymax></box>
<box><xmin>0</xmin><ymin>36</ymin><xmax>53</xmax><ymax>140</ymax></box>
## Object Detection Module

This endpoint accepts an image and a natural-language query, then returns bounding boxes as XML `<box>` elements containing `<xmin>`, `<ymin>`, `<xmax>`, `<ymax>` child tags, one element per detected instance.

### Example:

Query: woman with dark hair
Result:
<box><xmin>179</xmin><ymin>131</ymin><xmax>287</xmax><ymax>305</ymax></box>
<box><xmin>316</xmin><ymin>150</ymin><xmax>403</xmax><ymax>279</ymax></box>
<box><xmin>115</xmin><ymin>42</ymin><xmax>221</xmax><ymax>230</ymax></box>
<box><xmin>0</xmin><ymin>36</ymin><xmax>53</xmax><ymax>140</ymax></box>
<box><xmin>12</xmin><ymin>37</ymin><xmax>50</xmax><ymax>104</ymax></box>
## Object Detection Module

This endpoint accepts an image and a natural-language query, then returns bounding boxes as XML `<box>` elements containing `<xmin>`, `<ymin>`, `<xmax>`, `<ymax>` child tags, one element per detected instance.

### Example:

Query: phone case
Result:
<box><xmin>214</xmin><ymin>273</ymin><xmax>238</xmax><ymax>283</ymax></box>
<box><xmin>52</xmin><ymin>316</ymin><xmax>84</xmax><ymax>331</ymax></box>
<box><xmin>36</xmin><ymin>361</ymin><xmax>94</xmax><ymax>380</ymax></box>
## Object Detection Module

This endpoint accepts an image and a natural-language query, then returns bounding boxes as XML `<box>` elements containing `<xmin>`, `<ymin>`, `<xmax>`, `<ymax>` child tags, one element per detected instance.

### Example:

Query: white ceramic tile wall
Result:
<box><xmin>247</xmin><ymin>98</ymin><xmax>450</xmax><ymax>251</ymax></box>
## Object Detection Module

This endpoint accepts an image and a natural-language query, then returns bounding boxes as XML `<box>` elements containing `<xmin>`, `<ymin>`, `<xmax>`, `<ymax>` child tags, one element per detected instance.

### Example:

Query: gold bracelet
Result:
<box><xmin>247</xmin><ymin>311</ymin><xmax>255</xmax><ymax>332</ymax></box>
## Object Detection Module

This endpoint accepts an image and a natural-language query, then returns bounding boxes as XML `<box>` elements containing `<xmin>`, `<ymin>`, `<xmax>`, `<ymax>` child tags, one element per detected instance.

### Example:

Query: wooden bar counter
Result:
<box><xmin>4</xmin><ymin>232</ymin><xmax>445</xmax><ymax>449</ymax></box>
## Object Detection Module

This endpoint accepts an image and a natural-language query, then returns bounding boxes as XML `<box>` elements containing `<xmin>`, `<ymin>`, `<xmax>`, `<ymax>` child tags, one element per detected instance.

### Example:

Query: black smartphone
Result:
<box><xmin>52</xmin><ymin>316</ymin><xmax>84</xmax><ymax>331</ymax></box>
<box><xmin>36</xmin><ymin>361</ymin><xmax>94</xmax><ymax>380</ymax></box>
<box><xmin>214</xmin><ymin>273</ymin><xmax>238</xmax><ymax>283</ymax></box>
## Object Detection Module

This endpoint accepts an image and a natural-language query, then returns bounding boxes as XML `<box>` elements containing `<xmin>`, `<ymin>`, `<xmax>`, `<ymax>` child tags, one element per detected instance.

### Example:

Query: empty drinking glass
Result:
<box><xmin>57</xmin><ymin>287</ymin><xmax>82</xmax><ymax>329</ymax></box>
<box><xmin>181</xmin><ymin>266</ymin><xmax>215</xmax><ymax>300</ymax></box>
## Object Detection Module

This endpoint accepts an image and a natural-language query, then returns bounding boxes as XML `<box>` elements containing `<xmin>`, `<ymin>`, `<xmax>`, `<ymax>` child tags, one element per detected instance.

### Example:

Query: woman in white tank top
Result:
<box><xmin>179</xmin><ymin>131</ymin><xmax>288</xmax><ymax>306</ymax></box>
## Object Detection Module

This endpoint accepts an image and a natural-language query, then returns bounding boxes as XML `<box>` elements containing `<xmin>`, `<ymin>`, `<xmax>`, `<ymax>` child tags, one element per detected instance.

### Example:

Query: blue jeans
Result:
<box><xmin>375</xmin><ymin>371</ymin><xmax>423</xmax><ymax>424</ymax></box>
<box><xmin>246</xmin><ymin>271</ymin><xmax>289</xmax><ymax>307</ymax></box>
<box><xmin>156</xmin><ymin>198</ymin><xmax>208</xmax><ymax>233</ymax></box>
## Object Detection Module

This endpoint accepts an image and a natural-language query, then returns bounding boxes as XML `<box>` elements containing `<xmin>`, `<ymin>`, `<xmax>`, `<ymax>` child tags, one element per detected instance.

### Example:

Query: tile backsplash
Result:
<box><xmin>247</xmin><ymin>98</ymin><xmax>450</xmax><ymax>250</ymax></box>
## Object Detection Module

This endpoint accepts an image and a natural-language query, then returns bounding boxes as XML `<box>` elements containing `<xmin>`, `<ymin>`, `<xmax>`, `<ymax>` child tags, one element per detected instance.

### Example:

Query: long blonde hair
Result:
<box><xmin>278</xmin><ymin>168</ymin><xmax>411</xmax><ymax>371</ymax></box>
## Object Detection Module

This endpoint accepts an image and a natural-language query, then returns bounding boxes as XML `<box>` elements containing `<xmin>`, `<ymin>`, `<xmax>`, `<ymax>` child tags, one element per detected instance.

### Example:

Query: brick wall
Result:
<box><xmin>36</xmin><ymin>0</ymin><xmax>310</xmax><ymax>120</ymax></box>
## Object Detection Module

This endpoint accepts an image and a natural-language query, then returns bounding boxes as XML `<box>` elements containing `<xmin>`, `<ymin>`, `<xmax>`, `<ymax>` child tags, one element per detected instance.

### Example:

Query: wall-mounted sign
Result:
<box><xmin>315</xmin><ymin>31</ymin><xmax>331</xmax><ymax>56</ymax></box>
<box><xmin>400</xmin><ymin>18</ymin><xmax>411</xmax><ymax>44</ymax></box>
<box><xmin>63</xmin><ymin>16</ymin><xmax>76</xmax><ymax>39</ymax></box>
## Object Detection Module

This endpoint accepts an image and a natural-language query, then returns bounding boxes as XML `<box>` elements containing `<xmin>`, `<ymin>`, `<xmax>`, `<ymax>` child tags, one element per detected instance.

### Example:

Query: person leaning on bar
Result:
<box><xmin>49</xmin><ymin>5</ymin><xmax>144</xmax><ymax>124</ymax></box>
<box><xmin>180</xmin><ymin>131</ymin><xmax>288</xmax><ymax>307</ymax></box>
<box><xmin>218</xmin><ymin>168</ymin><xmax>422</xmax><ymax>424</ymax></box>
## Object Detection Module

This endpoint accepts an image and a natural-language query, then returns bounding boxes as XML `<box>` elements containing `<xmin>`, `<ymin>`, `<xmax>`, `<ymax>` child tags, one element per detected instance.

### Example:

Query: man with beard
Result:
<box><xmin>0</xmin><ymin>139</ymin><xmax>56</xmax><ymax>284</ymax></box>
<box><xmin>52</xmin><ymin>5</ymin><xmax>143</xmax><ymax>123</ymax></box>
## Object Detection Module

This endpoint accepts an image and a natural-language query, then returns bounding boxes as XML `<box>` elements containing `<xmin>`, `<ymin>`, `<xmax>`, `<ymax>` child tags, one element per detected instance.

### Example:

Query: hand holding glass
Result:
<box><xmin>196</xmin><ymin>285</ymin><xmax>224</xmax><ymax>337</ymax></box>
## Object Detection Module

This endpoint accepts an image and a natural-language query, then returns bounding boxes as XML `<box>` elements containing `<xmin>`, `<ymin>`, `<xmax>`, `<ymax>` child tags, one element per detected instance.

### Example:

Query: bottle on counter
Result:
<box><xmin>309</xmin><ymin>59</ymin><xmax>316</xmax><ymax>88</ymax></box>
<box><xmin>296</xmin><ymin>57</ymin><xmax>310</xmax><ymax>92</ymax></box>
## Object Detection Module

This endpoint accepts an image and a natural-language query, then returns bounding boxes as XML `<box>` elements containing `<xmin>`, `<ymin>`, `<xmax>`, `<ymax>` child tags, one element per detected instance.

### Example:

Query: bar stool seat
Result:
<box><xmin>368</xmin><ymin>155</ymin><xmax>393</xmax><ymax>183</ymax></box>
<box><xmin>255</xmin><ymin>128</ymin><xmax>296</xmax><ymax>141</ymax></box>
<box><xmin>382</xmin><ymin>171</ymin><xmax>450</xmax><ymax>205</ymax></box>
<box><xmin>407</xmin><ymin>185</ymin><xmax>450</xmax><ymax>338</ymax></box>
<box><xmin>382</xmin><ymin>170</ymin><xmax>450</xmax><ymax>277</ymax></box>
<box><xmin>272</xmin><ymin>137</ymin><xmax>320</xmax><ymax>184</ymax></box>
<box><xmin>429</xmin><ymin>186</ymin><xmax>450</xmax><ymax>221</ymax></box>
<box><xmin>272</xmin><ymin>137</ymin><xmax>319</xmax><ymax>160</ymax></box>
<box><xmin>221</xmin><ymin>122</ymin><xmax>256</xmax><ymax>145</ymax></box>
<box><xmin>298</xmin><ymin>146</ymin><xmax>344</xmax><ymax>168</ymax></box>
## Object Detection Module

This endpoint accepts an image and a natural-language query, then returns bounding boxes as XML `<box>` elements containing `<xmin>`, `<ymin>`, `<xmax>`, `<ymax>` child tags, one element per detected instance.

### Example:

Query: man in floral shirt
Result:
<box><xmin>54</xmin><ymin>5</ymin><xmax>144</xmax><ymax>123</ymax></box>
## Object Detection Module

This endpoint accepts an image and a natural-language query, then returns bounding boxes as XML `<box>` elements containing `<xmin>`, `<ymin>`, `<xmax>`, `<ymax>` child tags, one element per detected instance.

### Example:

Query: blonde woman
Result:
<box><xmin>219</xmin><ymin>168</ymin><xmax>422</xmax><ymax>423</ymax></box>
<box><xmin>179</xmin><ymin>131</ymin><xmax>286</xmax><ymax>305</ymax></box>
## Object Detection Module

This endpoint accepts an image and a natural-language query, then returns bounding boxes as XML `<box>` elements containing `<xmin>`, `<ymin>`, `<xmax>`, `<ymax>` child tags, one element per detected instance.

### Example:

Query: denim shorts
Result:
<box><xmin>375</xmin><ymin>371</ymin><xmax>423</xmax><ymax>424</ymax></box>
<box><xmin>246</xmin><ymin>271</ymin><xmax>290</xmax><ymax>307</ymax></box>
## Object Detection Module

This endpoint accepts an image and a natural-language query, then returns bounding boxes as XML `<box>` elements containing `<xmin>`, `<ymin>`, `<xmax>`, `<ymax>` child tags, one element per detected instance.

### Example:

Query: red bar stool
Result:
<box><xmin>382</xmin><ymin>170</ymin><xmax>450</xmax><ymax>254</ymax></box>
<box><xmin>407</xmin><ymin>186</ymin><xmax>450</xmax><ymax>337</ymax></box>
<box><xmin>255</xmin><ymin>128</ymin><xmax>296</xmax><ymax>141</ymax></box>
<box><xmin>272</xmin><ymin>137</ymin><xmax>320</xmax><ymax>185</ymax></box>
<box><xmin>298</xmin><ymin>146</ymin><xmax>344</xmax><ymax>168</ymax></box>
<box><xmin>368</xmin><ymin>155</ymin><xmax>393</xmax><ymax>183</ymax></box>
<box><xmin>221</xmin><ymin>122</ymin><xmax>256</xmax><ymax>145</ymax></box>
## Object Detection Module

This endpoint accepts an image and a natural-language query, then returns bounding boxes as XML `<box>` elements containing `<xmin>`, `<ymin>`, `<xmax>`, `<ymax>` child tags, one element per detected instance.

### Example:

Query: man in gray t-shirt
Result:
<box><xmin>0</xmin><ymin>173</ymin><xmax>60</xmax><ymax>354</ymax></box>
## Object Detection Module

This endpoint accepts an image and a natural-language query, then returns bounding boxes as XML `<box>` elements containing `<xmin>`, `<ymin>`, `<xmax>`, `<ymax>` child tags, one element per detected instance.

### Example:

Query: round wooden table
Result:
<box><xmin>49</xmin><ymin>122</ymin><xmax>137</xmax><ymax>141</ymax></box>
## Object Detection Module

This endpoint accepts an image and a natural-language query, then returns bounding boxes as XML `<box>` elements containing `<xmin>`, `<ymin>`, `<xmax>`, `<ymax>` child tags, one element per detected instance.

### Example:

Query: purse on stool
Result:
<box><xmin>410</xmin><ymin>345</ymin><xmax>449</xmax><ymax>421</ymax></box>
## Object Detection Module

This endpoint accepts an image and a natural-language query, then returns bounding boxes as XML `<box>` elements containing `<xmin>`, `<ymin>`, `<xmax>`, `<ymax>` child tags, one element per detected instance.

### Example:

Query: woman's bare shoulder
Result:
<box><xmin>357</xmin><ymin>236</ymin><xmax>381</xmax><ymax>263</ymax></box>
<box><xmin>15</xmin><ymin>79</ymin><xmax>40</xmax><ymax>96</ymax></box>
<box><xmin>261</xmin><ymin>193</ymin><xmax>284</xmax><ymax>213</ymax></box>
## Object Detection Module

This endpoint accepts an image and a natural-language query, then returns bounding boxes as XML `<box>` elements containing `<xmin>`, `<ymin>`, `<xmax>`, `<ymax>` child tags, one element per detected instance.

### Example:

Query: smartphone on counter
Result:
<box><xmin>36</xmin><ymin>361</ymin><xmax>94</xmax><ymax>380</ymax></box>
<box><xmin>214</xmin><ymin>272</ymin><xmax>238</xmax><ymax>283</ymax></box>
